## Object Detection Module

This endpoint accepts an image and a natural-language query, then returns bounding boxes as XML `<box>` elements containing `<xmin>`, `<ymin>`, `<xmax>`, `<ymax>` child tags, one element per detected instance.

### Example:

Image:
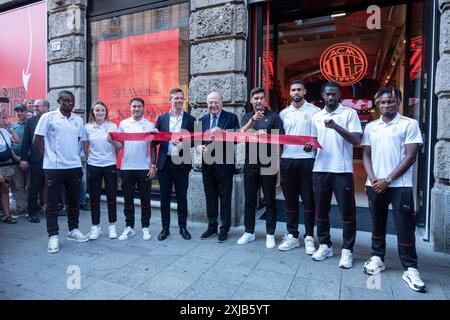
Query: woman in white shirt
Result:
<box><xmin>82</xmin><ymin>101</ymin><xmax>122</xmax><ymax>239</ymax></box>
<box><xmin>0</xmin><ymin>107</ymin><xmax>20</xmax><ymax>223</ymax></box>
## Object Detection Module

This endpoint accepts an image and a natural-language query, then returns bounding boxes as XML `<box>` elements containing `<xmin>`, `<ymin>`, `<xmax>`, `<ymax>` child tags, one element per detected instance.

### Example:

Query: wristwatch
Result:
<box><xmin>385</xmin><ymin>175</ymin><xmax>392</xmax><ymax>184</ymax></box>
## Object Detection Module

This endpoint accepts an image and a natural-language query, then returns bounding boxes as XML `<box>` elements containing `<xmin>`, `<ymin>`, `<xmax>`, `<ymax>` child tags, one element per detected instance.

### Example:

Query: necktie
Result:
<box><xmin>211</xmin><ymin>115</ymin><xmax>218</xmax><ymax>129</ymax></box>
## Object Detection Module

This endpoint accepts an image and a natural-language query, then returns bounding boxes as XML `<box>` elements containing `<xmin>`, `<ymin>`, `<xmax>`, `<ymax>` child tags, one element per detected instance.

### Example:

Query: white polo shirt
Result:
<box><xmin>361</xmin><ymin>113</ymin><xmax>423</xmax><ymax>187</ymax></box>
<box><xmin>81</xmin><ymin>121</ymin><xmax>118</xmax><ymax>167</ymax></box>
<box><xmin>119</xmin><ymin>117</ymin><xmax>155</xmax><ymax>170</ymax></box>
<box><xmin>312</xmin><ymin>104</ymin><xmax>362</xmax><ymax>173</ymax></box>
<box><xmin>168</xmin><ymin>112</ymin><xmax>183</xmax><ymax>156</ymax></box>
<box><xmin>35</xmin><ymin>109</ymin><xmax>83</xmax><ymax>169</ymax></box>
<box><xmin>280</xmin><ymin>102</ymin><xmax>320</xmax><ymax>159</ymax></box>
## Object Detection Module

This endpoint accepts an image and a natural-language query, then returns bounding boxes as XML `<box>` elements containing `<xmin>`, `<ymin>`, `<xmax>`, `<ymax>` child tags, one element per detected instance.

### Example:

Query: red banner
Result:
<box><xmin>110</xmin><ymin>131</ymin><xmax>322</xmax><ymax>148</ymax></box>
<box><xmin>0</xmin><ymin>1</ymin><xmax>47</xmax><ymax>117</ymax></box>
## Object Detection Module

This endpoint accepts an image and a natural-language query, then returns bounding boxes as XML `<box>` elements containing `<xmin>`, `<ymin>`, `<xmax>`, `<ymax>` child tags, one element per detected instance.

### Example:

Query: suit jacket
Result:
<box><xmin>153</xmin><ymin>112</ymin><xmax>196</xmax><ymax>171</ymax></box>
<box><xmin>199</xmin><ymin>109</ymin><xmax>240</xmax><ymax>177</ymax></box>
<box><xmin>20</xmin><ymin>115</ymin><xmax>42</xmax><ymax>164</ymax></box>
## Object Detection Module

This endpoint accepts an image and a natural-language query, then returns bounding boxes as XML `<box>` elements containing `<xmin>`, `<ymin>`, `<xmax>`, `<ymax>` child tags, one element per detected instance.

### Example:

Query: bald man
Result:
<box><xmin>196</xmin><ymin>92</ymin><xmax>239</xmax><ymax>243</ymax></box>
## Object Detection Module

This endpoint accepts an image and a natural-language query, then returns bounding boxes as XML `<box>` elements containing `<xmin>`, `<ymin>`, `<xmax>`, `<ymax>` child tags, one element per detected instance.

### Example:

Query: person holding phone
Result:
<box><xmin>0</xmin><ymin>107</ymin><xmax>21</xmax><ymax>223</ymax></box>
<box><xmin>278</xmin><ymin>80</ymin><xmax>320</xmax><ymax>254</ymax></box>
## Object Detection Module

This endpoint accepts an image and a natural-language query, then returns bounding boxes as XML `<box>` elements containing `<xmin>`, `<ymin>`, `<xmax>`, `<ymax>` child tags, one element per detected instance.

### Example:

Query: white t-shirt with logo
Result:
<box><xmin>280</xmin><ymin>102</ymin><xmax>320</xmax><ymax>159</ymax></box>
<box><xmin>361</xmin><ymin>113</ymin><xmax>423</xmax><ymax>187</ymax></box>
<box><xmin>82</xmin><ymin>121</ymin><xmax>118</xmax><ymax>167</ymax></box>
<box><xmin>312</xmin><ymin>104</ymin><xmax>362</xmax><ymax>173</ymax></box>
<box><xmin>35</xmin><ymin>109</ymin><xmax>83</xmax><ymax>169</ymax></box>
<box><xmin>119</xmin><ymin>117</ymin><xmax>155</xmax><ymax>170</ymax></box>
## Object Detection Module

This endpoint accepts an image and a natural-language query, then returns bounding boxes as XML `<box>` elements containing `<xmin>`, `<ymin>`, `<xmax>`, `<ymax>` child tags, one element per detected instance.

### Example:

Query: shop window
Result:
<box><xmin>89</xmin><ymin>2</ymin><xmax>189</xmax><ymax>196</ymax></box>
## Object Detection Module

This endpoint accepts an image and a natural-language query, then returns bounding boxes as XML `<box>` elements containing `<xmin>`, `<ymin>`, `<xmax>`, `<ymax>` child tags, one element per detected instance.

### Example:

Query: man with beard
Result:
<box><xmin>277</xmin><ymin>80</ymin><xmax>320</xmax><ymax>254</ymax></box>
<box><xmin>236</xmin><ymin>87</ymin><xmax>283</xmax><ymax>249</ymax></box>
<box><xmin>117</xmin><ymin>97</ymin><xmax>157</xmax><ymax>242</ymax></box>
<box><xmin>306</xmin><ymin>82</ymin><xmax>362</xmax><ymax>269</ymax></box>
<box><xmin>361</xmin><ymin>87</ymin><xmax>426</xmax><ymax>293</ymax></box>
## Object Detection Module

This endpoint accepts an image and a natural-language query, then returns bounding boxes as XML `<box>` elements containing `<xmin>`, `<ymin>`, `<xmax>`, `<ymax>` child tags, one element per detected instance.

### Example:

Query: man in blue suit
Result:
<box><xmin>154</xmin><ymin>88</ymin><xmax>196</xmax><ymax>241</ymax></box>
<box><xmin>196</xmin><ymin>91</ymin><xmax>239</xmax><ymax>242</ymax></box>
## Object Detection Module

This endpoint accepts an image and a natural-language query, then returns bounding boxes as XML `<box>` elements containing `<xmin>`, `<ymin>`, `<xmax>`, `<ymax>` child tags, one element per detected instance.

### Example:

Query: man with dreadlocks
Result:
<box><xmin>361</xmin><ymin>86</ymin><xmax>426</xmax><ymax>293</ymax></box>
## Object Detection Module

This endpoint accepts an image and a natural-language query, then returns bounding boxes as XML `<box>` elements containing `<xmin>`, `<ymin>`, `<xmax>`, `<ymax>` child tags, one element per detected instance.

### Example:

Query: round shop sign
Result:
<box><xmin>320</xmin><ymin>43</ymin><xmax>368</xmax><ymax>86</ymax></box>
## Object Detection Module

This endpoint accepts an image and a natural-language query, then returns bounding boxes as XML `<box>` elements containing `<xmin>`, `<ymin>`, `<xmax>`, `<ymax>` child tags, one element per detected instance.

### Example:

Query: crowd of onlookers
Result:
<box><xmin>0</xmin><ymin>97</ymin><xmax>89</xmax><ymax>224</ymax></box>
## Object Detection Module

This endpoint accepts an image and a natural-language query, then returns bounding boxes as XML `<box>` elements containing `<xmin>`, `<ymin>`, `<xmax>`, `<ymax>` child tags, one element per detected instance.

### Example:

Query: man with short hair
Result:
<box><xmin>307</xmin><ymin>82</ymin><xmax>362</xmax><ymax>269</ymax></box>
<box><xmin>197</xmin><ymin>91</ymin><xmax>239</xmax><ymax>243</ymax></box>
<box><xmin>153</xmin><ymin>88</ymin><xmax>196</xmax><ymax>241</ymax></box>
<box><xmin>35</xmin><ymin>91</ymin><xmax>88</xmax><ymax>253</ymax></box>
<box><xmin>278</xmin><ymin>80</ymin><xmax>320</xmax><ymax>254</ymax></box>
<box><xmin>118</xmin><ymin>97</ymin><xmax>157</xmax><ymax>241</ymax></box>
<box><xmin>20</xmin><ymin>99</ymin><xmax>50</xmax><ymax>223</ymax></box>
<box><xmin>236</xmin><ymin>87</ymin><xmax>283</xmax><ymax>249</ymax></box>
<box><xmin>11</xmin><ymin>104</ymin><xmax>29</xmax><ymax>217</ymax></box>
<box><xmin>362</xmin><ymin>87</ymin><xmax>426</xmax><ymax>293</ymax></box>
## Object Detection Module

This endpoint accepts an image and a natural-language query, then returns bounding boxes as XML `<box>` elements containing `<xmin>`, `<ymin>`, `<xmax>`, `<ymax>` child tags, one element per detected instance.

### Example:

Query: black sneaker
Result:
<box><xmin>201</xmin><ymin>228</ymin><xmax>217</xmax><ymax>240</ymax></box>
<box><xmin>218</xmin><ymin>231</ymin><xmax>228</xmax><ymax>243</ymax></box>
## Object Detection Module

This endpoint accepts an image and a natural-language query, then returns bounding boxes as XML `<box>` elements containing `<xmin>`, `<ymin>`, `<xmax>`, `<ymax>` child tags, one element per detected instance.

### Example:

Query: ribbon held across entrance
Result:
<box><xmin>110</xmin><ymin>131</ymin><xmax>322</xmax><ymax>148</ymax></box>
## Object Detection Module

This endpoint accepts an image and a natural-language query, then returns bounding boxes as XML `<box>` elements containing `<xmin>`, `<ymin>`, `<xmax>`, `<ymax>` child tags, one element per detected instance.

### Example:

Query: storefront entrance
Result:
<box><xmin>249</xmin><ymin>0</ymin><xmax>432</xmax><ymax>233</ymax></box>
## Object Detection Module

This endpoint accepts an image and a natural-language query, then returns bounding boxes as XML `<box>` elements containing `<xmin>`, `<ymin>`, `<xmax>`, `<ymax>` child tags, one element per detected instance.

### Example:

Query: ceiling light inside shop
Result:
<box><xmin>330</xmin><ymin>12</ymin><xmax>346</xmax><ymax>18</ymax></box>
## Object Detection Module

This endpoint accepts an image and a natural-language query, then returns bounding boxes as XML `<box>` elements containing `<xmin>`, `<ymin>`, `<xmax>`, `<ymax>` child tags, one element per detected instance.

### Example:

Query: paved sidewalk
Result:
<box><xmin>0</xmin><ymin>204</ymin><xmax>449</xmax><ymax>300</ymax></box>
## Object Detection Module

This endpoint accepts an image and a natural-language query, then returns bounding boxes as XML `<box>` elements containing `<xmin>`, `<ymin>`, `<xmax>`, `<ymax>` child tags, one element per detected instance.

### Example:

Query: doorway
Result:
<box><xmin>249</xmin><ymin>0</ymin><xmax>428</xmax><ymax>232</ymax></box>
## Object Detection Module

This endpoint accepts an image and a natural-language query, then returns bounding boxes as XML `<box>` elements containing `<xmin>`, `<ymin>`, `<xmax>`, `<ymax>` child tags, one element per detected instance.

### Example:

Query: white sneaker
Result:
<box><xmin>142</xmin><ymin>227</ymin><xmax>151</xmax><ymax>241</ymax></box>
<box><xmin>312</xmin><ymin>244</ymin><xmax>333</xmax><ymax>261</ymax></box>
<box><xmin>363</xmin><ymin>256</ymin><xmax>385</xmax><ymax>275</ymax></box>
<box><xmin>67</xmin><ymin>229</ymin><xmax>89</xmax><ymax>242</ymax></box>
<box><xmin>266</xmin><ymin>235</ymin><xmax>276</xmax><ymax>249</ymax></box>
<box><xmin>304</xmin><ymin>236</ymin><xmax>316</xmax><ymax>255</ymax></box>
<box><xmin>237</xmin><ymin>232</ymin><xmax>255</xmax><ymax>245</ymax></box>
<box><xmin>402</xmin><ymin>267</ymin><xmax>427</xmax><ymax>293</ymax></box>
<box><xmin>338</xmin><ymin>248</ymin><xmax>353</xmax><ymax>269</ymax></box>
<box><xmin>88</xmin><ymin>225</ymin><xmax>102</xmax><ymax>240</ymax></box>
<box><xmin>278</xmin><ymin>234</ymin><xmax>300</xmax><ymax>251</ymax></box>
<box><xmin>118</xmin><ymin>226</ymin><xmax>136</xmax><ymax>241</ymax></box>
<box><xmin>108</xmin><ymin>224</ymin><xmax>117</xmax><ymax>239</ymax></box>
<box><xmin>47</xmin><ymin>235</ymin><xmax>59</xmax><ymax>253</ymax></box>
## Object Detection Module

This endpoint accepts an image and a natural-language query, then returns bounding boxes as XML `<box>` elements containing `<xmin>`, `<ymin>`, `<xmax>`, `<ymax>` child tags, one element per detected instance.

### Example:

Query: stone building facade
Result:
<box><xmin>431</xmin><ymin>0</ymin><xmax>450</xmax><ymax>253</ymax></box>
<box><xmin>0</xmin><ymin>0</ymin><xmax>449</xmax><ymax>253</ymax></box>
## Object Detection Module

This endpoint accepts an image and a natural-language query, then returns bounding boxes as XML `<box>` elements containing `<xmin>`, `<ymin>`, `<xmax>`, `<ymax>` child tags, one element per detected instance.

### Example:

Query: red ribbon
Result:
<box><xmin>110</xmin><ymin>131</ymin><xmax>321</xmax><ymax>148</ymax></box>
